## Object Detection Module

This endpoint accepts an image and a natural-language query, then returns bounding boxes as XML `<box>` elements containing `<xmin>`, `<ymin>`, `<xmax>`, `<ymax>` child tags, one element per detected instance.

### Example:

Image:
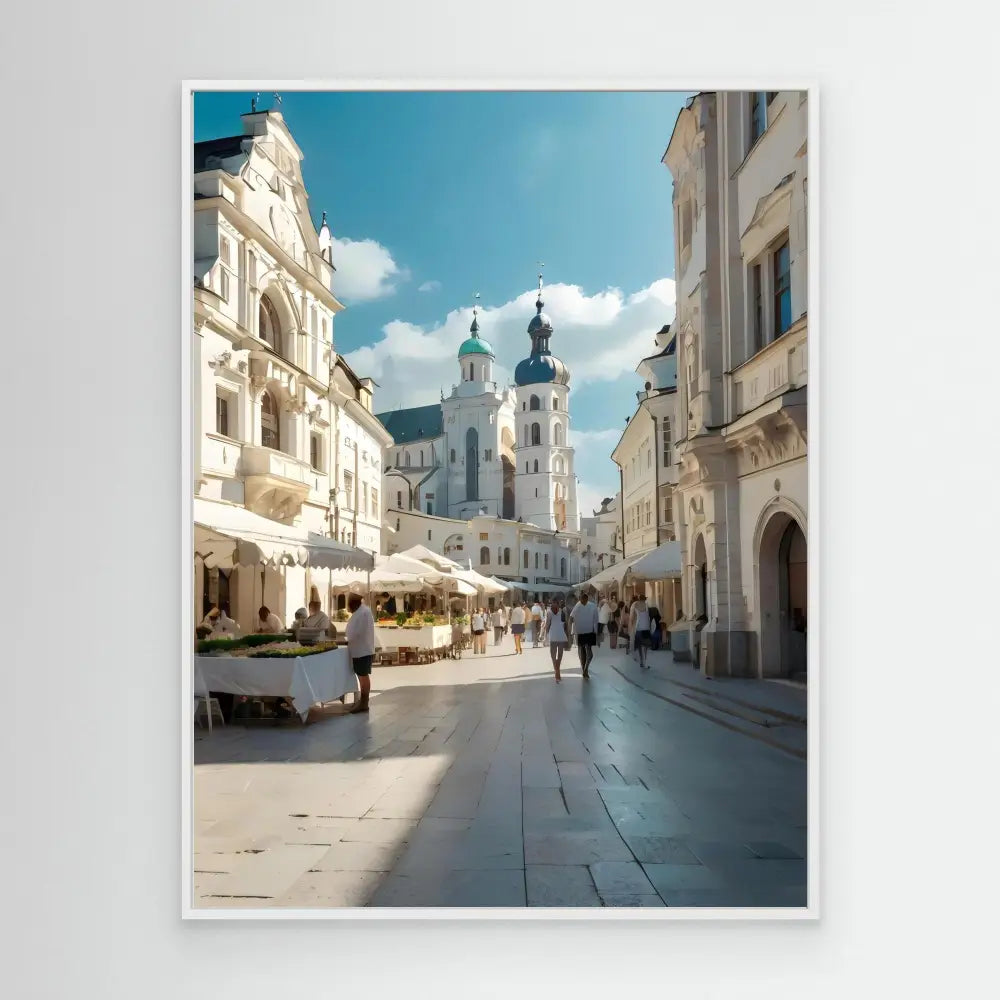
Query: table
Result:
<box><xmin>194</xmin><ymin>646</ymin><xmax>358</xmax><ymax>725</ymax></box>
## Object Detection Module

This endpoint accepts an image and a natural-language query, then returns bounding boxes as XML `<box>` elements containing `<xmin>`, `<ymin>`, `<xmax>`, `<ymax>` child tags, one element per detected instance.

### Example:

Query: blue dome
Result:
<box><xmin>515</xmin><ymin>354</ymin><xmax>570</xmax><ymax>386</ymax></box>
<box><xmin>528</xmin><ymin>311</ymin><xmax>552</xmax><ymax>334</ymax></box>
<box><xmin>458</xmin><ymin>335</ymin><xmax>494</xmax><ymax>358</ymax></box>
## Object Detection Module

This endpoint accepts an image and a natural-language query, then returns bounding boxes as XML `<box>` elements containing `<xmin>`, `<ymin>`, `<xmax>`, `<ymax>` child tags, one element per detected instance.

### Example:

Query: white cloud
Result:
<box><xmin>331</xmin><ymin>236</ymin><xmax>409</xmax><ymax>303</ymax></box>
<box><xmin>418</xmin><ymin>280</ymin><xmax>441</xmax><ymax>293</ymax></box>
<box><xmin>344</xmin><ymin>278</ymin><xmax>676</xmax><ymax>412</ymax></box>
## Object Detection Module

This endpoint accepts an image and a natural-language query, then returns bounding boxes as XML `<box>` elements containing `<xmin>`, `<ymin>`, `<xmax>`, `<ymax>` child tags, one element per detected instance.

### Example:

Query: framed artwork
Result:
<box><xmin>182</xmin><ymin>82</ymin><xmax>818</xmax><ymax>918</ymax></box>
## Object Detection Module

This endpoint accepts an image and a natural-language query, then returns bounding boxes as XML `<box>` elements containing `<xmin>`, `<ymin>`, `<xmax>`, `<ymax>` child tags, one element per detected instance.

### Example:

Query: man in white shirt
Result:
<box><xmin>491</xmin><ymin>607</ymin><xmax>505</xmax><ymax>646</ymax></box>
<box><xmin>597</xmin><ymin>598</ymin><xmax>612</xmax><ymax>646</ymax></box>
<box><xmin>255</xmin><ymin>605</ymin><xmax>284</xmax><ymax>633</ymax></box>
<box><xmin>570</xmin><ymin>591</ymin><xmax>600</xmax><ymax>679</ymax></box>
<box><xmin>530</xmin><ymin>601</ymin><xmax>544</xmax><ymax>647</ymax></box>
<box><xmin>345</xmin><ymin>595</ymin><xmax>375</xmax><ymax>713</ymax></box>
<box><xmin>303</xmin><ymin>600</ymin><xmax>333</xmax><ymax>637</ymax></box>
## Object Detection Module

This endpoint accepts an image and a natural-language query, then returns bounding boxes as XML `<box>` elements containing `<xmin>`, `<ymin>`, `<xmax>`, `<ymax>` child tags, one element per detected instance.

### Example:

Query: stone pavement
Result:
<box><xmin>193</xmin><ymin>634</ymin><xmax>807</xmax><ymax>909</ymax></box>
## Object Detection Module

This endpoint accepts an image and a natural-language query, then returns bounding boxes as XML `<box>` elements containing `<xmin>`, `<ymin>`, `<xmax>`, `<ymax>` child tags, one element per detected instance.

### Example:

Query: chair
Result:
<box><xmin>194</xmin><ymin>695</ymin><xmax>225</xmax><ymax>729</ymax></box>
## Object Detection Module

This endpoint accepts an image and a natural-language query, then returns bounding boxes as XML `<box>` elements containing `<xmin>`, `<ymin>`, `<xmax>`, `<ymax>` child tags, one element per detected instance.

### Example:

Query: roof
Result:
<box><xmin>193</xmin><ymin>135</ymin><xmax>247</xmax><ymax>173</ymax></box>
<box><xmin>375</xmin><ymin>404</ymin><xmax>444</xmax><ymax>444</ymax></box>
<box><xmin>458</xmin><ymin>335</ymin><xmax>494</xmax><ymax>357</ymax></box>
<box><xmin>515</xmin><ymin>353</ymin><xmax>570</xmax><ymax>387</ymax></box>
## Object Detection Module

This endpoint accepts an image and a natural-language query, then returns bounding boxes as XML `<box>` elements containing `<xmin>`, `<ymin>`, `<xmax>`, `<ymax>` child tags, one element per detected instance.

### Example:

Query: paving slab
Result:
<box><xmin>526</xmin><ymin>865</ymin><xmax>601</xmax><ymax>906</ymax></box>
<box><xmin>589</xmin><ymin>861</ymin><xmax>658</xmax><ymax>896</ymax></box>
<box><xmin>600</xmin><ymin>893</ymin><xmax>667</xmax><ymax>908</ymax></box>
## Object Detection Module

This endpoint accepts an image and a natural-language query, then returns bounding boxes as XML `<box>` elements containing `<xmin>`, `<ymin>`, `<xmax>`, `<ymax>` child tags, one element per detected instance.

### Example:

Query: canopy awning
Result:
<box><xmin>329</xmin><ymin>568</ymin><xmax>427</xmax><ymax>594</ymax></box>
<box><xmin>193</xmin><ymin>497</ymin><xmax>373</xmax><ymax>572</ymax></box>
<box><xmin>627</xmin><ymin>541</ymin><xmax>682</xmax><ymax>581</ymax></box>
<box><xmin>453</xmin><ymin>567</ymin><xmax>509</xmax><ymax>594</ymax></box>
<box><xmin>395</xmin><ymin>544</ymin><xmax>464</xmax><ymax>572</ymax></box>
<box><xmin>580</xmin><ymin>554</ymin><xmax>642</xmax><ymax>591</ymax></box>
<box><xmin>375</xmin><ymin>553</ymin><xmax>478</xmax><ymax>596</ymax></box>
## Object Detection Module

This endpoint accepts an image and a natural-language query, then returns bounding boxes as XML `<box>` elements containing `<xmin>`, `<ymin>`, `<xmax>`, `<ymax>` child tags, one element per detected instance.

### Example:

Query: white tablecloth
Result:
<box><xmin>194</xmin><ymin>647</ymin><xmax>358</xmax><ymax>721</ymax></box>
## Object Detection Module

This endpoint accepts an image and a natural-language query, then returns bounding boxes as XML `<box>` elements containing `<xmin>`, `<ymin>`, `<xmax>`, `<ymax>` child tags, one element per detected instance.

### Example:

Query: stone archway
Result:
<box><xmin>755</xmin><ymin>504</ymin><xmax>807</xmax><ymax>679</ymax></box>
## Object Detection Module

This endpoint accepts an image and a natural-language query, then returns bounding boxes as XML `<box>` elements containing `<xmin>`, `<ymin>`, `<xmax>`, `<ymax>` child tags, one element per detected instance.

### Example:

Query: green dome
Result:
<box><xmin>458</xmin><ymin>335</ymin><xmax>494</xmax><ymax>358</ymax></box>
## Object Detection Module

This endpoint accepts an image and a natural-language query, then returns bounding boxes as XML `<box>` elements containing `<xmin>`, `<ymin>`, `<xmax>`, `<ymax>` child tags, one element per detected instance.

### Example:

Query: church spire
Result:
<box><xmin>470</xmin><ymin>291</ymin><xmax>480</xmax><ymax>335</ymax></box>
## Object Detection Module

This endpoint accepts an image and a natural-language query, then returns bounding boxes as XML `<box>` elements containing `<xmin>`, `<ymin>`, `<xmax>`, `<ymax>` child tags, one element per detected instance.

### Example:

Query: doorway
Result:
<box><xmin>757</xmin><ymin>509</ymin><xmax>807</xmax><ymax>679</ymax></box>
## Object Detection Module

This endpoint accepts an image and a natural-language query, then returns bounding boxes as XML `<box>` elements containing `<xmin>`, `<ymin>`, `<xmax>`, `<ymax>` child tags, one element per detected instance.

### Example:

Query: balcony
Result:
<box><xmin>240</xmin><ymin>445</ymin><xmax>317</xmax><ymax>521</ymax></box>
<box><xmin>731</xmin><ymin>317</ymin><xmax>807</xmax><ymax>420</ymax></box>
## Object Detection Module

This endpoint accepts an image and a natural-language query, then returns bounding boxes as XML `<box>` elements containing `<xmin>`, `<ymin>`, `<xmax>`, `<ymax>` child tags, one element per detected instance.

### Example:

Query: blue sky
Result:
<box><xmin>194</xmin><ymin>90</ymin><xmax>691</xmax><ymax>513</ymax></box>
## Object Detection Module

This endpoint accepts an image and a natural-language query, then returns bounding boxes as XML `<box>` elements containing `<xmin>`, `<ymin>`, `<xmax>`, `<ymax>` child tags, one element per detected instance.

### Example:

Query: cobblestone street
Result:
<box><xmin>193</xmin><ymin>636</ymin><xmax>807</xmax><ymax>908</ymax></box>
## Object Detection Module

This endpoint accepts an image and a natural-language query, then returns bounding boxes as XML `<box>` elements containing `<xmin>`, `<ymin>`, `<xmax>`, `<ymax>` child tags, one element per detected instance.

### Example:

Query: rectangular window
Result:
<box><xmin>479</xmin><ymin>533</ymin><xmax>489</xmax><ymax>541</ymax></box>
<box><xmin>371</xmin><ymin>488</ymin><xmax>379</xmax><ymax>517</ymax></box>
<box><xmin>485</xmin><ymin>449</ymin><xmax>493</xmax><ymax>462</ymax></box>
<box><xmin>773</xmin><ymin>241</ymin><xmax>792</xmax><ymax>338</ymax></box>
<box><xmin>219</xmin><ymin>267</ymin><xmax>229</xmax><ymax>302</ymax></box>
<box><xmin>215</xmin><ymin>392</ymin><xmax>229</xmax><ymax>437</ymax></box>
<box><xmin>544</xmin><ymin>554</ymin><xmax>549</xmax><ymax>570</ymax></box>
<box><xmin>428</xmin><ymin>529</ymin><xmax>432</xmax><ymax>540</ymax></box>
<box><xmin>662</xmin><ymin>494</ymin><xmax>673</xmax><ymax>525</ymax></box>
<box><xmin>310</xmin><ymin>433</ymin><xmax>321</xmax><ymax>471</ymax></box>
<box><xmin>219</xmin><ymin>235</ymin><xmax>231</xmax><ymax>266</ymax></box>
<box><xmin>662</xmin><ymin>418</ymin><xmax>671</xmax><ymax>467</ymax></box>
<box><xmin>361</xmin><ymin>483</ymin><xmax>368</xmax><ymax>517</ymax></box>
<box><xmin>343</xmin><ymin>471</ymin><xmax>354</xmax><ymax>509</ymax></box>
<box><xmin>396</xmin><ymin>491</ymin><xmax>402</xmax><ymax>509</ymax></box>
<box><xmin>647</xmin><ymin>449</ymin><xmax>652</xmax><ymax>469</ymax></box>
<box><xmin>426</xmin><ymin>502</ymin><xmax>432</xmax><ymax>515</ymax></box>
<box><xmin>645</xmin><ymin>501</ymin><xmax>651</xmax><ymax>527</ymax></box>
<box><xmin>750</xmin><ymin>91</ymin><xmax>767</xmax><ymax>146</ymax></box>
<box><xmin>751</xmin><ymin>262</ymin><xmax>764</xmax><ymax>354</ymax></box>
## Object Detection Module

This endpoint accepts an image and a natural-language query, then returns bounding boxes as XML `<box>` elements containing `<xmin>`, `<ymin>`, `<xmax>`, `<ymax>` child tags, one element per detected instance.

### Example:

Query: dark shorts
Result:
<box><xmin>352</xmin><ymin>655</ymin><xmax>373</xmax><ymax>676</ymax></box>
<box><xmin>597</xmin><ymin>623</ymin><xmax>605</xmax><ymax>635</ymax></box>
<box><xmin>577</xmin><ymin>632</ymin><xmax>597</xmax><ymax>646</ymax></box>
<box><xmin>511</xmin><ymin>624</ymin><xmax>525</xmax><ymax>635</ymax></box>
<box><xmin>635</xmin><ymin>629</ymin><xmax>652</xmax><ymax>647</ymax></box>
<box><xmin>473</xmin><ymin>628</ymin><xmax>485</xmax><ymax>636</ymax></box>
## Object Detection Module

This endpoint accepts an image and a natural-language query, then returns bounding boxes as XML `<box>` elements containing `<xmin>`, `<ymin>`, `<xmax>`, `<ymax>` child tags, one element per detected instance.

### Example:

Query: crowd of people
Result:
<box><xmin>460</xmin><ymin>591</ymin><xmax>674</xmax><ymax>682</ymax></box>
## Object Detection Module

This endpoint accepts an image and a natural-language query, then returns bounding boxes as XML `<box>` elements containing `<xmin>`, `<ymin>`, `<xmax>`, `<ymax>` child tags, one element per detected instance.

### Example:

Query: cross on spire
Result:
<box><xmin>536</xmin><ymin>262</ymin><xmax>545</xmax><ymax>309</ymax></box>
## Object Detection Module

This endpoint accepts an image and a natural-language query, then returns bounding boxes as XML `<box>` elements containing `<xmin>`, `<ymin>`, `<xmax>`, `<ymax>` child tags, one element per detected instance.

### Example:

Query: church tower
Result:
<box><xmin>442</xmin><ymin>296</ymin><xmax>516</xmax><ymax>520</ymax></box>
<box><xmin>513</xmin><ymin>274</ymin><xmax>579</xmax><ymax>531</ymax></box>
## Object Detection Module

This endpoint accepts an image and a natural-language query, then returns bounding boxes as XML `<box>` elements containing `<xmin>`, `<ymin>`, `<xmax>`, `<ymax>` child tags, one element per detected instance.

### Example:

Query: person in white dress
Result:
<box><xmin>570</xmin><ymin>592</ymin><xmax>600</xmax><ymax>679</ymax></box>
<box><xmin>629</xmin><ymin>592</ymin><xmax>653</xmax><ymax>669</ymax></box>
<box><xmin>597</xmin><ymin>598</ymin><xmax>612</xmax><ymax>646</ymax></box>
<box><xmin>491</xmin><ymin>607</ymin><xmax>505</xmax><ymax>646</ymax></box>
<box><xmin>471</xmin><ymin>609</ymin><xmax>487</xmax><ymax>654</ymax></box>
<box><xmin>544</xmin><ymin>598</ymin><xmax>569</xmax><ymax>682</ymax></box>
<box><xmin>530</xmin><ymin>601</ymin><xmax>544</xmax><ymax>647</ymax></box>
<box><xmin>510</xmin><ymin>603</ymin><xmax>526</xmax><ymax>655</ymax></box>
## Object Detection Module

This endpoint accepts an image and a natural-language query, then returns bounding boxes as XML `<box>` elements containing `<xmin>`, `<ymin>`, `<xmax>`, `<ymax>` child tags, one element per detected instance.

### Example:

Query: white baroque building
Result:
<box><xmin>663</xmin><ymin>91</ymin><xmax>808</xmax><ymax>679</ymax></box>
<box><xmin>192</xmin><ymin>106</ymin><xmax>390</xmax><ymax>631</ymax></box>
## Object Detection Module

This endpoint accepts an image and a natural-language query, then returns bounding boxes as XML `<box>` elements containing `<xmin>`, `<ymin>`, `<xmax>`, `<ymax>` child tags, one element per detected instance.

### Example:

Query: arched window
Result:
<box><xmin>523</xmin><ymin>549</ymin><xmax>529</xmax><ymax>568</ymax></box>
<box><xmin>468</xmin><ymin>363</ymin><xmax>474</xmax><ymax>381</ymax></box>
<box><xmin>497</xmin><ymin>547</ymin><xmax>502</xmax><ymax>565</ymax></box>
<box><xmin>419</xmin><ymin>449</ymin><xmax>424</xmax><ymax>466</ymax></box>
<box><xmin>503</xmin><ymin>547</ymin><xmax>511</xmax><ymax>565</ymax></box>
<box><xmin>525</xmin><ymin>462</ymin><xmax>529</xmax><ymax>473</ymax></box>
<box><xmin>261</xmin><ymin>390</ymin><xmax>280</xmax><ymax>450</ymax></box>
<box><xmin>531</xmin><ymin>422</ymin><xmax>541</xmax><ymax>446</ymax></box>
<box><xmin>533</xmin><ymin>459</ymin><xmax>539</xmax><ymax>473</ymax></box>
<box><xmin>534</xmin><ymin>553</ymin><xmax>539</xmax><ymax>569</ymax></box>
<box><xmin>554</xmin><ymin>423</ymin><xmax>563</xmax><ymax>446</ymax></box>
<box><xmin>450</xmin><ymin>448</ymin><xmax>456</xmax><ymax>463</ymax></box>
<box><xmin>552</xmin><ymin>396</ymin><xmax>559</xmax><ymax>410</ymax></box>
<box><xmin>480</xmin><ymin>546</ymin><xmax>490</xmax><ymax>565</ymax></box>
<box><xmin>554</xmin><ymin>457</ymin><xmax>564</xmax><ymax>475</ymax></box>
<box><xmin>405</xmin><ymin>452</ymin><xmax>411</xmax><ymax>468</ymax></box>
<box><xmin>529</xmin><ymin>394</ymin><xmax>540</xmax><ymax>411</ymax></box>
<box><xmin>522</xmin><ymin>402</ymin><xmax>527</xmax><ymax>412</ymax></box>
<box><xmin>524</xmin><ymin>425</ymin><xmax>531</xmax><ymax>447</ymax></box>
<box><xmin>258</xmin><ymin>294</ymin><xmax>281</xmax><ymax>349</ymax></box>
<box><xmin>465</xmin><ymin>427</ymin><xmax>479</xmax><ymax>501</ymax></box>
<box><xmin>544</xmin><ymin>554</ymin><xmax>549</xmax><ymax>570</ymax></box>
<box><xmin>560</xmin><ymin>557</ymin><xmax>566</xmax><ymax>578</ymax></box>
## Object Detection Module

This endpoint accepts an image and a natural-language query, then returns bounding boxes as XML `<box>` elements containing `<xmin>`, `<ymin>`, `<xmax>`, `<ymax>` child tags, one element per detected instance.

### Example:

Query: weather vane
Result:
<box><xmin>251</xmin><ymin>91</ymin><xmax>261</xmax><ymax>112</ymax></box>
<box><xmin>273</xmin><ymin>92</ymin><xmax>282</xmax><ymax>110</ymax></box>
<box><xmin>473</xmin><ymin>290</ymin><xmax>480</xmax><ymax>316</ymax></box>
<box><xmin>536</xmin><ymin>260</ymin><xmax>545</xmax><ymax>298</ymax></box>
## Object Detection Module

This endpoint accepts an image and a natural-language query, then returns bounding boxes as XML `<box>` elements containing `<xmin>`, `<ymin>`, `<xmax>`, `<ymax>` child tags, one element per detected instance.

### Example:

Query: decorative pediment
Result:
<box><xmin>741</xmin><ymin>173</ymin><xmax>796</xmax><ymax>262</ymax></box>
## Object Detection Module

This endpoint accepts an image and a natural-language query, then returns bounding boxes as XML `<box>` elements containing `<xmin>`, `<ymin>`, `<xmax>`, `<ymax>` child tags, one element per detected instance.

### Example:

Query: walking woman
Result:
<box><xmin>471</xmin><ymin>608</ymin><xmax>487</xmax><ymax>654</ymax></box>
<box><xmin>629</xmin><ymin>591</ymin><xmax>653</xmax><ymax>669</ymax></box>
<box><xmin>615</xmin><ymin>600</ymin><xmax>629</xmax><ymax>654</ymax></box>
<box><xmin>544</xmin><ymin>598</ymin><xmax>569</xmax><ymax>682</ymax></box>
<box><xmin>510</xmin><ymin>602</ymin><xmax>526</xmax><ymax>654</ymax></box>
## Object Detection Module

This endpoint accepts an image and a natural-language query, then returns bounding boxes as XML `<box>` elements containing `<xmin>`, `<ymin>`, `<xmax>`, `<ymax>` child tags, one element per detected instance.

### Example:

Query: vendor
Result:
<box><xmin>303</xmin><ymin>600</ymin><xmax>336</xmax><ymax>638</ymax></box>
<box><xmin>255</xmin><ymin>605</ymin><xmax>284</xmax><ymax>633</ymax></box>
<box><xmin>384</xmin><ymin>594</ymin><xmax>397</xmax><ymax>615</ymax></box>
<box><xmin>202</xmin><ymin>607</ymin><xmax>239</xmax><ymax>637</ymax></box>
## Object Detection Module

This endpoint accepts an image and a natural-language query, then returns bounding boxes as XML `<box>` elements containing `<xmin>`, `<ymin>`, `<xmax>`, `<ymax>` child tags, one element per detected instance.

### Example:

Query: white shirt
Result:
<box><xmin>491</xmin><ymin>609</ymin><xmax>505</xmax><ymax>627</ymax></box>
<box><xmin>344</xmin><ymin>603</ymin><xmax>375</xmax><ymax>657</ymax></box>
<box><xmin>545</xmin><ymin>608</ymin><xmax>568</xmax><ymax>643</ymax></box>
<box><xmin>630</xmin><ymin>601</ymin><xmax>651</xmax><ymax>632</ymax></box>
<box><xmin>598</xmin><ymin>602</ymin><xmax>612</xmax><ymax>625</ymax></box>
<box><xmin>471</xmin><ymin>613</ymin><xmax>485</xmax><ymax>631</ymax></box>
<box><xmin>571</xmin><ymin>601</ymin><xmax>599</xmax><ymax>634</ymax></box>
<box><xmin>304</xmin><ymin>611</ymin><xmax>331</xmax><ymax>632</ymax></box>
<box><xmin>531</xmin><ymin>604</ymin><xmax>543</xmax><ymax>619</ymax></box>
<box><xmin>256</xmin><ymin>612</ymin><xmax>283</xmax><ymax>633</ymax></box>
<box><xmin>511</xmin><ymin>606</ymin><xmax>525</xmax><ymax>625</ymax></box>
<box><xmin>210</xmin><ymin>613</ymin><xmax>239</xmax><ymax>637</ymax></box>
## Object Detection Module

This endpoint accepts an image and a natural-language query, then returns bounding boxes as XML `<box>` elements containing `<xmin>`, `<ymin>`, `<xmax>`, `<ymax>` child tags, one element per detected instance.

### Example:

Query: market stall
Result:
<box><xmin>194</xmin><ymin>641</ymin><xmax>357</xmax><ymax>726</ymax></box>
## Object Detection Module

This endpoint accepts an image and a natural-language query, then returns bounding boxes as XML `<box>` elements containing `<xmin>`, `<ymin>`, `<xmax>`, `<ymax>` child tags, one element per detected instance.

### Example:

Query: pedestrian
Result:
<box><xmin>597</xmin><ymin>597</ymin><xmax>611</xmax><ymax>646</ymax></box>
<box><xmin>629</xmin><ymin>591</ymin><xmax>653</xmax><ymax>669</ymax></box>
<box><xmin>345</xmin><ymin>594</ymin><xmax>375</xmax><ymax>714</ymax></box>
<box><xmin>544</xmin><ymin>598</ymin><xmax>569</xmax><ymax>683</ymax></box>
<box><xmin>615</xmin><ymin>600</ymin><xmax>629</xmax><ymax>654</ymax></box>
<box><xmin>471</xmin><ymin>608</ymin><xmax>487</xmax><ymax>654</ymax></box>
<box><xmin>564</xmin><ymin>592</ymin><xmax>578</xmax><ymax>649</ymax></box>
<box><xmin>510</xmin><ymin>602</ymin><xmax>526</xmax><ymax>654</ymax></box>
<box><xmin>491</xmin><ymin>606</ymin><xmax>505</xmax><ymax>646</ymax></box>
<box><xmin>648</xmin><ymin>602</ymin><xmax>662</xmax><ymax>650</ymax></box>
<box><xmin>570</xmin><ymin>590</ymin><xmax>599</xmax><ymax>679</ymax></box>
<box><xmin>530</xmin><ymin>599</ymin><xmax>544</xmax><ymax>648</ymax></box>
